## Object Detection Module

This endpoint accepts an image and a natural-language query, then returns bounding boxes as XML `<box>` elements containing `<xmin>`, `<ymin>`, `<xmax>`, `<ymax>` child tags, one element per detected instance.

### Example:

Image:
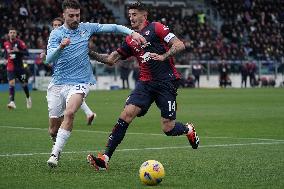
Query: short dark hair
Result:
<box><xmin>128</xmin><ymin>1</ymin><xmax>148</xmax><ymax>12</ymax></box>
<box><xmin>52</xmin><ymin>17</ymin><xmax>64</xmax><ymax>24</ymax></box>
<box><xmin>8</xmin><ymin>27</ymin><xmax>17</xmax><ymax>32</ymax></box>
<box><xmin>62</xmin><ymin>0</ymin><xmax>80</xmax><ymax>11</ymax></box>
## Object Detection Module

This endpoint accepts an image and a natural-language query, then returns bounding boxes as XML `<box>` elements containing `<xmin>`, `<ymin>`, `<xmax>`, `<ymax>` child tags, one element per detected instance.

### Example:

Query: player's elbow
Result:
<box><xmin>178</xmin><ymin>41</ymin><xmax>185</xmax><ymax>51</ymax></box>
<box><xmin>107</xmin><ymin>54</ymin><xmax>120</xmax><ymax>66</ymax></box>
<box><xmin>106</xmin><ymin>59</ymin><xmax>116</xmax><ymax>66</ymax></box>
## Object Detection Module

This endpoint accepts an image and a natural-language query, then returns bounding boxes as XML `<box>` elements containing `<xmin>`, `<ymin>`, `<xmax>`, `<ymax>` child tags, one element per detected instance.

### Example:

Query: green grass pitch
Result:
<box><xmin>0</xmin><ymin>88</ymin><xmax>283</xmax><ymax>188</ymax></box>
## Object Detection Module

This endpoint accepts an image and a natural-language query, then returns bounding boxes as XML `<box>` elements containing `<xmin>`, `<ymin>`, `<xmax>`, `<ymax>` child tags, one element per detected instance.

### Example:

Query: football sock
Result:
<box><xmin>51</xmin><ymin>128</ymin><xmax>71</xmax><ymax>157</ymax></box>
<box><xmin>9</xmin><ymin>86</ymin><xmax>15</xmax><ymax>101</ymax></box>
<box><xmin>80</xmin><ymin>101</ymin><xmax>93</xmax><ymax>116</ymax></box>
<box><xmin>104</xmin><ymin>118</ymin><xmax>129</xmax><ymax>159</ymax></box>
<box><xmin>164</xmin><ymin>122</ymin><xmax>189</xmax><ymax>136</ymax></box>
<box><xmin>23</xmin><ymin>85</ymin><xmax>30</xmax><ymax>98</ymax></box>
<box><xmin>50</xmin><ymin>134</ymin><xmax>57</xmax><ymax>143</ymax></box>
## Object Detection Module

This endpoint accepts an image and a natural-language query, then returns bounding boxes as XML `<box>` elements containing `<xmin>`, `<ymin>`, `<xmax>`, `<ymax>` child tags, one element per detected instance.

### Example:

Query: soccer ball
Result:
<box><xmin>139</xmin><ymin>160</ymin><xmax>165</xmax><ymax>186</ymax></box>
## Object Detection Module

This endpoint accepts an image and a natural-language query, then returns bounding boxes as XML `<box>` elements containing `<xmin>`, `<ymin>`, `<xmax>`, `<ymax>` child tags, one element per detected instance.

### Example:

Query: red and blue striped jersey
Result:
<box><xmin>3</xmin><ymin>38</ymin><xmax>28</xmax><ymax>72</ymax></box>
<box><xmin>117</xmin><ymin>21</ymin><xmax>180</xmax><ymax>81</ymax></box>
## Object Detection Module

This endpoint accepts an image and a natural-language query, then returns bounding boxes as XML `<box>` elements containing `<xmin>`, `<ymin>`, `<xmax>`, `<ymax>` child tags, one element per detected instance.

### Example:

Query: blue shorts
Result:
<box><xmin>125</xmin><ymin>80</ymin><xmax>179</xmax><ymax>120</ymax></box>
<box><xmin>7</xmin><ymin>69</ymin><xmax>28</xmax><ymax>83</ymax></box>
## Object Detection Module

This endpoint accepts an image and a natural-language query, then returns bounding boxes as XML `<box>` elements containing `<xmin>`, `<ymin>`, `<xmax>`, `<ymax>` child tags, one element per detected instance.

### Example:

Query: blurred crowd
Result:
<box><xmin>213</xmin><ymin>0</ymin><xmax>284</xmax><ymax>60</ymax></box>
<box><xmin>0</xmin><ymin>0</ymin><xmax>283</xmax><ymax>84</ymax></box>
<box><xmin>0</xmin><ymin>0</ymin><xmax>118</xmax><ymax>50</ymax></box>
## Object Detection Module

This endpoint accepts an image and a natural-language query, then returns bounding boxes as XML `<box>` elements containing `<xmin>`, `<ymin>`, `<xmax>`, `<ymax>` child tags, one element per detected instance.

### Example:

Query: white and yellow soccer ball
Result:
<box><xmin>139</xmin><ymin>160</ymin><xmax>165</xmax><ymax>186</ymax></box>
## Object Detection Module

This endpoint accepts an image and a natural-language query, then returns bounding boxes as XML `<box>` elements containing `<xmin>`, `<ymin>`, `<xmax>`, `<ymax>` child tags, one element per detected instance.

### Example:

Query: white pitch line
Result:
<box><xmin>1</xmin><ymin>125</ymin><xmax>284</xmax><ymax>142</ymax></box>
<box><xmin>0</xmin><ymin>141</ymin><xmax>284</xmax><ymax>157</ymax></box>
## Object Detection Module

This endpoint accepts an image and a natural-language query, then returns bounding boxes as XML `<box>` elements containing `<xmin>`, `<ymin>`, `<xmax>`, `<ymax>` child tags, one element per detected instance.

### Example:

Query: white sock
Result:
<box><xmin>80</xmin><ymin>101</ymin><xmax>93</xmax><ymax>116</ymax></box>
<box><xmin>51</xmin><ymin>128</ymin><xmax>71</xmax><ymax>157</ymax></box>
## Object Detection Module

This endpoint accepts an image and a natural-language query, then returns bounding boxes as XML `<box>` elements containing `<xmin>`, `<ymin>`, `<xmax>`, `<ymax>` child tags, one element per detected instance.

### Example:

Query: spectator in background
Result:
<box><xmin>248</xmin><ymin>62</ymin><xmax>257</xmax><ymax>87</ymax></box>
<box><xmin>119</xmin><ymin>59</ymin><xmax>131</xmax><ymax>89</ymax></box>
<box><xmin>219</xmin><ymin>60</ymin><xmax>230</xmax><ymax>88</ymax></box>
<box><xmin>19</xmin><ymin>3</ymin><xmax>28</xmax><ymax>19</ymax></box>
<box><xmin>192</xmin><ymin>63</ymin><xmax>202</xmax><ymax>88</ymax></box>
<box><xmin>197</xmin><ymin>11</ymin><xmax>206</xmax><ymax>24</ymax></box>
<box><xmin>131</xmin><ymin>58</ymin><xmax>139</xmax><ymax>86</ymax></box>
<box><xmin>240</xmin><ymin>62</ymin><xmax>249</xmax><ymax>88</ymax></box>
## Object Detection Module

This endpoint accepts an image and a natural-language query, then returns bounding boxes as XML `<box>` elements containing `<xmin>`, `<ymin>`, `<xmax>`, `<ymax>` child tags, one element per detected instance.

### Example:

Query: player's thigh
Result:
<box><xmin>155</xmin><ymin>81</ymin><xmax>178</xmax><ymax>120</ymax></box>
<box><xmin>126</xmin><ymin>81</ymin><xmax>154</xmax><ymax>117</ymax></box>
<box><xmin>7</xmin><ymin>71</ymin><xmax>15</xmax><ymax>85</ymax></box>
<box><xmin>46</xmin><ymin>85</ymin><xmax>65</xmax><ymax>118</ymax></box>
<box><xmin>65</xmin><ymin>84</ymin><xmax>90</xmax><ymax>112</ymax></box>
<box><xmin>16</xmin><ymin>69</ymin><xmax>28</xmax><ymax>84</ymax></box>
<box><xmin>49</xmin><ymin>117</ymin><xmax>63</xmax><ymax>132</ymax></box>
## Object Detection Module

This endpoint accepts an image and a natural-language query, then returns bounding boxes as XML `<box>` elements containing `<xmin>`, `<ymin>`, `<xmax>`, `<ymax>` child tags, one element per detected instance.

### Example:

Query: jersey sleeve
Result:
<box><xmin>18</xmin><ymin>40</ymin><xmax>29</xmax><ymax>56</ymax></box>
<box><xmin>3</xmin><ymin>42</ymin><xmax>9</xmax><ymax>59</ymax></box>
<box><xmin>18</xmin><ymin>40</ymin><xmax>27</xmax><ymax>49</ymax></box>
<box><xmin>154</xmin><ymin>22</ymin><xmax>176</xmax><ymax>43</ymax></box>
<box><xmin>85</xmin><ymin>22</ymin><xmax>133</xmax><ymax>35</ymax></box>
<box><xmin>46</xmin><ymin>30</ymin><xmax>62</xmax><ymax>63</ymax></box>
<box><xmin>117</xmin><ymin>40</ymin><xmax>132</xmax><ymax>60</ymax></box>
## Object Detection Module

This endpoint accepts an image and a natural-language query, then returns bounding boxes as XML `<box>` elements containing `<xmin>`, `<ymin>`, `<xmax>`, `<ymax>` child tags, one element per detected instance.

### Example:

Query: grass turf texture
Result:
<box><xmin>0</xmin><ymin>88</ymin><xmax>283</xmax><ymax>188</ymax></box>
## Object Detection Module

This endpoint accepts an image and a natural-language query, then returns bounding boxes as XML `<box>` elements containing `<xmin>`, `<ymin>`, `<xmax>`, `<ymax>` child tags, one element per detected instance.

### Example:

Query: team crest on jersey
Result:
<box><xmin>140</xmin><ymin>52</ymin><xmax>151</xmax><ymax>63</ymax></box>
<box><xmin>141</xmin><ymin>42</ymin><xmax>151</xmax><ymax>49</ymax></box>
<box><xmin>144</xmin><ymin>30</ymin><xmax>150</xmax><ymax>35</ymax></box>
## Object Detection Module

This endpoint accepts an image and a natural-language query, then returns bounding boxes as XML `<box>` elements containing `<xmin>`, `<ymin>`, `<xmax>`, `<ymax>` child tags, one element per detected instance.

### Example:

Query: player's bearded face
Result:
<box><xmin>129</xmin><ymin>9</ymin><xmax>146</xmax><ymax>30</ymax></box>
<box><xmin>8</xmin><ymin>30</ymin><xmax>17</xmax><ymax>40</ymax></box>
<box><xmin>63</xmin><ymin>8</ymin><xmax>80</xmax><ymax>30</ymax></box>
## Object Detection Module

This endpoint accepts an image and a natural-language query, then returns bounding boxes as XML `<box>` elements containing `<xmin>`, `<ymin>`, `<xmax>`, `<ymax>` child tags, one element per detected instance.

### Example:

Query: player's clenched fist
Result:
<box><xmin>60</xmin><ymin>38</ymin><xmax>71</xmax><ymax>49</ymax></box>
<box><xmin>131</xmin><ymin>32</ymin><xmax>146</xmax><ymax>45</ymax></box>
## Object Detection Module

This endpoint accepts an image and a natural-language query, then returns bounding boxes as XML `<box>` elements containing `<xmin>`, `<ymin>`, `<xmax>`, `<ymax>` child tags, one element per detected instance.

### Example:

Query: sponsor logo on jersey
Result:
<box><xmin>140</xmin><ymin>52</ymin><xmax>151</xmax><ymax>63</ymax></box>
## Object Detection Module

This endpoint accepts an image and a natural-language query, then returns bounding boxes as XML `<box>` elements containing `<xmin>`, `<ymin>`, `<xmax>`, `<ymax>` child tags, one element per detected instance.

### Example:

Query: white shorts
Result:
<box><xmin>46</xmin><ymin>83</ymin><xmax>90</xmax><ymax>118</ymax></box>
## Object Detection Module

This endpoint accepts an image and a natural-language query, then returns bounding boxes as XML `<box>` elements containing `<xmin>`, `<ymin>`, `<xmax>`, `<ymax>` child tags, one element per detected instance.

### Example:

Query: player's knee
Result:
<box><xmin>64</xmin><ymin>109</ymin><xmax>75</xmax><ymax>120</ymax></box>
<box><xmin>120</xmin><ymin>108</ymin><xmax>138</xmax><ymax>123</ymax></box>
<box><xmin>164</xmin><ymin>130</ymin><xmax>173</xmax><ymax>136</ymax></box>
<box><xmin>21</xmin><ymin>83</ymin><xmax>27</xmax><ymax>87</ymax></box>
<box><xmin>161</xmin><ymin>119</ymin><xmax>174</xmax><ymax>134</ymax></box>
<box><xmin>9</xmin><ymin>80</ymin><xmax>15</xmax><ymax>86</ymax></box>
<box><xmin>120</xmin><ymin>111</ymin><xmax>133</xmax><ymax>123</ymax></box>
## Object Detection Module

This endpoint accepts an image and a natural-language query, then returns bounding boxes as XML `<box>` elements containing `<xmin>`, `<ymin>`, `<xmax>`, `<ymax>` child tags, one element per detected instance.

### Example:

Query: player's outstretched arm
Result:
<box><xmin>95</xmin><ymin>24</ymin><xmax>146</xmax><ymax>45</ymax></box>
<box><xmin>89</xmin><ymin>50</ymin><xmax>122</xmax><ymax>66</ymax></box>
<box><xmin>149</xmin><ymin>37</ymin><xmax>185</xmax><ymax>61</ymax></box>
